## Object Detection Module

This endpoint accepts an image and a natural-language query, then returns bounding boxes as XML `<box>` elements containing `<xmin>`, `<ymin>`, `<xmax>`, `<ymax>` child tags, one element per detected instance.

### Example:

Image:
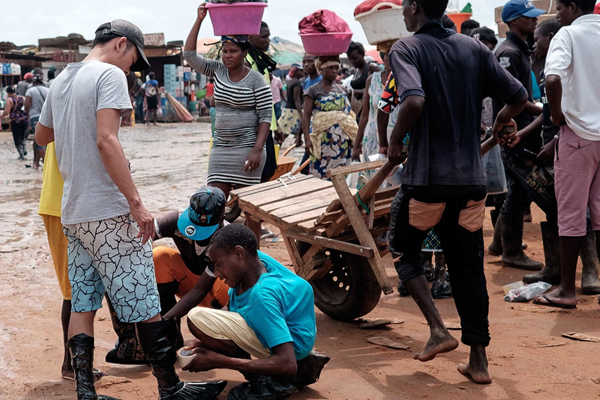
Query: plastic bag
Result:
<box><xmin>482</xmin><ymin>144</ymin><xmax>507</xmax><ymax>195</ymax></box>
<box><xmin>157</xmin><ymin>106</ymin><xmax>163</xmax><ymax>118</ymax></box>
<box><xmin>299</xmin><ymin>10</ymin><xmax>351</xmax><ymax>34</ymax></box>
<box><xmin>504</xmin><ymin>282</ymin><xmax>551</xmax><ymax>302</ymax></box>
<box><xmin>346</xmin><ymin>161</ymin><xmax>361</xmax><ymax>190</ymax></box>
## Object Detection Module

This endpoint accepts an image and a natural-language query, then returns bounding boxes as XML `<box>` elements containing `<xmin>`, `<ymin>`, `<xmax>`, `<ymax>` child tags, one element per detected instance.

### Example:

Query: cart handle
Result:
<box><xmin>282</xmin><ymin>144</ymin><xmax>297</xmax><ymax>157</ymax></box>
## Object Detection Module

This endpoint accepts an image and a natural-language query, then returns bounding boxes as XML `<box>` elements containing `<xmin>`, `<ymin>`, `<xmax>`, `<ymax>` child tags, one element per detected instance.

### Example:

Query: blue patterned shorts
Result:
<box><xmin>63</xmin><ymin>214</ymin><xmax>161</xmax><ymax>323</ymax></box>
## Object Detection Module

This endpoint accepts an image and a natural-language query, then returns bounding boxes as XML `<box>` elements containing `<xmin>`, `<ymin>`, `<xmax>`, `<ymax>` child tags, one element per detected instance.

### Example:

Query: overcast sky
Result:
<box><xmin>1</xmin><ymin>0</ymin><xmax>542</xmax><ymax>47</ymax></box>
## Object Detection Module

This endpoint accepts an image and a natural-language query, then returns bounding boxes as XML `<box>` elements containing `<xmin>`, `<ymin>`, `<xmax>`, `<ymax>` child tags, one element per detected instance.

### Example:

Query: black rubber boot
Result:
<box><xmin>421</xmin><ymin>252</ymin><xmax>435</xmax><ymax>282</ymax></box>
<box><xmin>157</xmin><ymin>282</ymin><xmax>184</xmax><ymax>349</ymax></box>
<box><xmin>228</xmin><ymin>376</ymin><xmax>298</xmax><ymax>400</ymax></box>
<box><xmin>158</xmin><ymin>282</ymin><xmax>179</xmax><ymax>317</ymax></box>
<box><xmin>488</xmin><ymin>212</ymin><xmax>503</xmax><ymax>256</ymax></box>
<box><xmin>137</xmin><ymin>319</ymin><xmax>227</xmax><ymax>400</ymax></box>
<box><xmin>501</xmin><ymin>213</ymin><xmax>544</xmax><ymax>270</ymax></box>
<box><xmin>293</xmin><ymin>350</ymin><xmax>330</xmax><ymax>387</ymax></box>
<box><xmin>431</xmin><ymin>253</ymin><xmax>452</xmax><ymax>299</ymax></box>
<box><xmin>105</xmin><ymin>297</ymin><xmax>147</xmax><ymax>365</ymax></box>
<box><xmin>581</xmin><ymin>230</ymin><xmax>600</xmax><ymax>295</ymax></box>
<box><xmin>68</xmin><ymin>333</ymin><xmax>122</xmax><ymax>400</ymax></box>
<box><xmin>523</xmin><ymin>221</ymin><xmax>561</xmax><ymax>284</ymax></box>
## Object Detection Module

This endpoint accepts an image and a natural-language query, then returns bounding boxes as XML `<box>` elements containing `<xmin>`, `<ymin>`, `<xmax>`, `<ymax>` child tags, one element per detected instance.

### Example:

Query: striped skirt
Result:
<box><xmin>208</xmin><ymin>146</ymin><xmax>267</xmax><ymax>186</ymax></box>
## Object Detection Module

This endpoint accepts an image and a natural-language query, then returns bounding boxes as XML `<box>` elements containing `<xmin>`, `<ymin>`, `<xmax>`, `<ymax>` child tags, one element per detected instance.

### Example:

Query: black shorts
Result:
<box><xmin>147</xmin><ymin>96</ymin><xmax>158</xmax><ymax>110</ymax></box>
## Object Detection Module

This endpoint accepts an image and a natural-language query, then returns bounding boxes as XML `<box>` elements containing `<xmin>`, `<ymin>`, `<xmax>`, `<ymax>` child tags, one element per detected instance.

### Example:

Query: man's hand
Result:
<box><xmin>536</xmin><ymin>138</ymin><xmax>556</xmax><ymax>166</ymax></box>
<box><xmin>304</xmin><ymin>138</ymin><xmax>313</xmax><ymax>156</ymax></box>
<box><xmin>550</xmin><ymin>112</ymin><xmax>565</xmax><ymax>127</ymax></box>
<box><xmin>183</xmin><ymin>348</ymin><xmax>222</xmax><ymax>373</ymax></box>
<box><xmin>351</xmin><ymin>142</ymin><xmax>362</xmax><ymax>161</ymax></box>
<box><xmin>388</xmin><ymin>141</ymin><xmax>408</xmax><ymax>166</ymax></box>
<box><xmin>274</xmin><ymin>129</ymin><xmax>284</xmax><ymax>145</ymax></box>
<box><xmin>130</xmin><ymin>201</ymin><xmax>155</xmax><ymax>245</ymax></box>
<box><xmin>507</xmin><ymin>132</ymin><xmax>522</xmax><ymax>149</ymax></box>
<box><xmin>379</xmin><ymin>146</ymin><xmax>388</xmax><ymax>156</ymax></box>
<box><xmin>492</xmin><ymin>118</ymin><xmax>517</xmax><ymax>146</ymax></box>
<box><xmin>245</xmin><ymin>148</ymin><xmax>262</xmax><ymax>172</ymax></box>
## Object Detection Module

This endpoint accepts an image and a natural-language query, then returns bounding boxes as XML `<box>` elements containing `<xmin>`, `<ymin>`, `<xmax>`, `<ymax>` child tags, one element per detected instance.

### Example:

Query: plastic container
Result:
<box><xmin>446</xmin><ymin>12</ymin><xmax>473</xmax><ymax>33</ymax></box>
<box><xmin>300</xmin><ymin>32</ymin><xmax>354</xmax><ymax>56</ymax></box>
<box><xmin>206</xmin><ymin>3</ymin><xmax>267</xmax><ymax>36</ymax></box>
<box><xmin>11</xmin><ymin>63</ymin><xmax>21</xmax><ymax>76</ymax></box>
<box><xmin>2</xmin><ymin>63</ymin><xmax>11</xmax><ymax>75</ymax></box>
<box><xmin>355</xmin><ymin>2</ymin><xmax>411</xmax><ymax>45</ymax></box>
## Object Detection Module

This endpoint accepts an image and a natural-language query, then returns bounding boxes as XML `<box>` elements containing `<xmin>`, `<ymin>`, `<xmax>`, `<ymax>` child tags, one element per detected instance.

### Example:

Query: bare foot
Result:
<box><xmin>533</xmin><ymin>288</ymin><xmax>577</xmax><ymax>309</ymax></box>
<box><xmin>413</xmin><ymin>330</ymin><xmax>458</xmax><ymax>362</ymax></box>
<box><xmin>458</xmin><ymin>363</ymin><xmax>492</xmax><ymax>384</ymax></box>
<box><xmin>457</xmin><ymin>345</ymin><xmax>492</xmax><ymax>384</ymax></box>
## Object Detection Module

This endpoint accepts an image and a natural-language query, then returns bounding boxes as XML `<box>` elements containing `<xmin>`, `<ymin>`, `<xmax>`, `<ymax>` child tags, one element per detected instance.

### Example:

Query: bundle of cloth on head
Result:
<box><xmin>315</xmin><ymin>55</ymin><xmax>341</xmax><ymax>72</ymax></box>
<box><xmin>299</xmin><ymin>9</ymin><xmax>351</xmax><ymax>34</ymax></box>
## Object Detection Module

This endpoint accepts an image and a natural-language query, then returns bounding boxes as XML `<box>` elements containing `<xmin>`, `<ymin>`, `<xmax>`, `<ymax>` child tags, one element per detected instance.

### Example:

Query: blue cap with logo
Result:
<box><xmin>177</xmin><ymin>186</ymin><xmax>226</xmax><ymax>241</ymax></box>
<box><xmin>502</xmin><ymin>0</ymin><xmax>546</xmax><ymax>23</ymax></box>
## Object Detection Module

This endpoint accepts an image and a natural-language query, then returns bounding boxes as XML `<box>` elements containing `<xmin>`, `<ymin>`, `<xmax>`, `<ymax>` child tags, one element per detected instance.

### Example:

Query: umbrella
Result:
<box><xmin>365</xmin><ymin>49</ymin><xmax>383</xmax><ymax>64</ymax></box>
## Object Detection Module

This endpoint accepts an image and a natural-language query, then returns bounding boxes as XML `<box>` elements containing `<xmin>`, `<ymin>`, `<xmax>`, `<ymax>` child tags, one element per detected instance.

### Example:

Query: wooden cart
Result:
<box><xmin>231</xmin><ymin>160</ymin><xmax>398</xmax><ymax>321</ymax></box>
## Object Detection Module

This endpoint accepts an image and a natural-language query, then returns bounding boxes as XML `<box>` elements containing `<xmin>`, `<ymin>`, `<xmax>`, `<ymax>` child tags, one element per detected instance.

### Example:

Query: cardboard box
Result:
<box><xmin>498</xmin><ymin>22</ymin><xmax>509</xmax><ymax>38</ymax></box>
<box><xmin>495</xmin><ymin>0</ymin><xmax>557</xmax><ymax>23</ymax></box>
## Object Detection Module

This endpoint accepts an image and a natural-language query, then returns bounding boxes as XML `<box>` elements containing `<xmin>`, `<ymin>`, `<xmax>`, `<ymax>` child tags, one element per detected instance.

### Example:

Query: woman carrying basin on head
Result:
<box><xmin>183</xmin><ymin>3</ymin><xmax>272</xmax><ymax>242</ymax></box>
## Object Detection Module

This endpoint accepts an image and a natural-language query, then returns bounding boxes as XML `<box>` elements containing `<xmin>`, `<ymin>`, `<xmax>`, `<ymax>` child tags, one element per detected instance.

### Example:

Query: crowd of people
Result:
<box><xmin>13</xmin><ymin>0</ymin><xmax>600</xmax><ymax>398</ymax></box>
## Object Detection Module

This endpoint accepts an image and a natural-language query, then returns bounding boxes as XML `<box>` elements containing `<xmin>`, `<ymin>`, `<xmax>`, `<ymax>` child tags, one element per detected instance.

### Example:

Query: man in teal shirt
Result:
<box><xmin>184</xmin><ymin>224</ymin><xmax>328</xmax><ymax>397</ymax></box>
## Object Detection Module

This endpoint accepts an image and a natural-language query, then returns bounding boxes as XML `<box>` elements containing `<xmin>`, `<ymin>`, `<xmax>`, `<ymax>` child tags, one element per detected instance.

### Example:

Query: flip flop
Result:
<box><xmin>533</xmin><ymin>294</ymin><xmax>576</xmax><ymax>310</ymax></box>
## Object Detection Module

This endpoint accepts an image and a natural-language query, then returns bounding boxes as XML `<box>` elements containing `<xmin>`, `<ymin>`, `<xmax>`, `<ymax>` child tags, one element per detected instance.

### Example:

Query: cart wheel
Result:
<box><xmin>224</xmin><ymin>198</ymin><xmax>242</xmax><ymax>223</ymax></box>
<box><xmin>311</xmin><ymin>251</ymin><xmax>382</xmax><ymax>322</ymax></box>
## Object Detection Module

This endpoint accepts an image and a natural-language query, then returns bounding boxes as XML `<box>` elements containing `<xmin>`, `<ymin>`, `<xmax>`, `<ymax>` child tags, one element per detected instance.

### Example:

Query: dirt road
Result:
<box><xmin>1</xmin><ymin>123</ymin><xmax>600</xmax><ymax>400</ymax></box>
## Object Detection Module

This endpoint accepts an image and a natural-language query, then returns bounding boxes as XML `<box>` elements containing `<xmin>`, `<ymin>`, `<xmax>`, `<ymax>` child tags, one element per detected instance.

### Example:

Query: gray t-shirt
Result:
<box><xmin>39</xmin><ymin>61</ymin><xmax>133</xmax><ymax>225</ymax></box>
<box><xmin>25</xmin><ymin>85</ymin><xmax>49</xmax><ymax>119</ymax></box>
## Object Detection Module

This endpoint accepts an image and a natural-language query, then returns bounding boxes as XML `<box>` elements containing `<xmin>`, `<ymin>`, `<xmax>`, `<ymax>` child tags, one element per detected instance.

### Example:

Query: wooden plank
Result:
<box><xmin>283</xmin><ymin>208</ymin><xmax>327</xmax><ymax>225</ymax></box>
<box><xmin>237</xmin><ymin>198</ymin><xmax>293</xmax><ymax>231</ymax></box>
<box><xmin>331</xmin><ymin>175</ymin><xmax>393</xmax><ymax>294</ymax></box>
<box><xmin>262</xmin><ymin>187</ymin><xmax>338</xmax><ymax>213</ymax></box>
<box><xmin>285</xmin><ymin>231</ymin><xmax>375</xmax><ymax>258</ymax></box>
<box><xmin>326</xmin><ymin>161</ymin><xmax>396</xmax><ymax>214</ymax></box>
<box><xmin>367</xmin><ymin>195</ymin><xmax>376</xmax><ymax>230</ymax></box>
<box><xmin>327</xmin><ymin>159</ymin><xmax>387</xmax><ymax>178</ymax></box>
<box><xmin>232</xmin><ymin>175</ymin><xmax>312</xmax><ymax>197</ymax></box>
<box><xmin>270</xmin><ymin>193</ymin><xmax>338</xmax><ymax>219</ymax></box>
<box><xmin>242</xmin><ymin>179</ymin><xmax>333</xmax><ymax>207</ymax></box>
<box><xmin>315</xmin><ymin>209</ymin><xmax>344</xmax><ymax>225</ymax></box>
<box><xmin>324</xmin><ymin>215</ymin><xmax>350</xmax><ymax>238</ymax></box>
<box><xmin>296</xmin><ymin>245</ymin><xmax>323</xmax><ymax>279</ymax></box>
<box><xmin>374</xmin><ymin>185</ymin><xmax>401</xmax><ymax>202</ymax></box>
<box><xmin>282</xmin><ymin>234</ymin><xmax>303</xmax><ymax>273</ymax></box>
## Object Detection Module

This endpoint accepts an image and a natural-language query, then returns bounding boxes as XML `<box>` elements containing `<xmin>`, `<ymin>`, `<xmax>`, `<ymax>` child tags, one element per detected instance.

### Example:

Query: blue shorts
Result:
<box><xmin>63</xmin><ymin>214</ymin><xmax>161</xmax><ymax>323</ymax></box>
<box><xmin>29</xmin><ymin>117</ymin><xmax>46</xmax><ymax>150</ymax></box>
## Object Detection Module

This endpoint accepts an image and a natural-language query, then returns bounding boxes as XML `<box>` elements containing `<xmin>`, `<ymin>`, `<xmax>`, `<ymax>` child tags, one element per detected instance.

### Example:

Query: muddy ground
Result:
<box><xmin>1</xmin><ymin>123</ymin><xmax>600</xmax><ymax>400</ymax></box>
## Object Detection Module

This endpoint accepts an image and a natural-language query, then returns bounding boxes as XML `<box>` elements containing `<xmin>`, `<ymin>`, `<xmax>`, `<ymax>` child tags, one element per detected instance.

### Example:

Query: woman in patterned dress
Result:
<box><xmin>302</xmin><ymin>56</ymin><xmax>358</xmax><ymax>180</ymax></box>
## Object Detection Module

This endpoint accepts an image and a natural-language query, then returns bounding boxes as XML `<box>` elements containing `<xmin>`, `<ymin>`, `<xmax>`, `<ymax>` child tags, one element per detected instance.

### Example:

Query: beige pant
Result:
<box><xmin>187</xmin><ymin>307</ymin><xmax>271</xmax><ymax>359</ymax></box>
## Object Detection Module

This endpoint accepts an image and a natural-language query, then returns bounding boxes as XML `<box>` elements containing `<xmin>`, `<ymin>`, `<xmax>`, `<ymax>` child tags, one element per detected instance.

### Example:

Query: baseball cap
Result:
<box><xmin>94</xmin><ymin>19</ymin><xmax>150</xmax><ymax>71</ymax></box>
<box><xmin>24</xmin><ymin>72</ymin><xmax>34</xmax><ymax>80</ymax></box>
<box><xmin>291</xmin><ymin>63</ymin><xmax>303</xmax><ymax>70</ymax></box>
<box><xmin>471</xmin><ymin>27</ymin><xmax>498</xmax><ymax>47</ymax></box>
<box><xmin>177</xmin><ymin>186</ymin><xmax>226</xmax><ymax>241</ymax></box>
<box><xmin>502</xmin><ymin>0</ymin><xmax>546</xmax><ymax>23</ymax></box>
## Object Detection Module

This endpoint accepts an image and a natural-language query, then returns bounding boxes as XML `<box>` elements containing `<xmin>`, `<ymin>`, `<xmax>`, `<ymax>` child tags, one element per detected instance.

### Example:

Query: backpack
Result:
<box><xmin>146</xmin><ymin>84</ymin><xmax>157</xmax><ymax>97</ymax></box>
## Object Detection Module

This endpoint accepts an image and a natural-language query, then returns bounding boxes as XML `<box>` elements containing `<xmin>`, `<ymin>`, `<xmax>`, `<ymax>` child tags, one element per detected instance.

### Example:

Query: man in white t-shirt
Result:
<box><xmin>534</xmin><ymin>0</ymin><xmax>600</xmax><ymax>310</ymax></box>
<box><xmin>36</xmin><ymin>19</ymin><xmax>226</xmax><ymax>400</ymax></box>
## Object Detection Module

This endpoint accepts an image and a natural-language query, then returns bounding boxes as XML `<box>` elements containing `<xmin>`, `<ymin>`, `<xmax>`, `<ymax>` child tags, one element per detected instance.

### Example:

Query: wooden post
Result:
<box><xmin>330</xmin><ymin>175</ymin><xmax>394</xmax><ymax>294</ymax></box>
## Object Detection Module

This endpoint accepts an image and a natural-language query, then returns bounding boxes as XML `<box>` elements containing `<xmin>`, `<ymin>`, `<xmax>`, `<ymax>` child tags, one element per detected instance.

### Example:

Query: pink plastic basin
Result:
<box><xmin>300</xmin><ymin>32</ymin><xmax>354</xmax><ymax>57</ymax></box>
<box><xmin>206</xmin><ymin>3</ymin><xmax>267</xmax><ymax>36</ymax></box>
